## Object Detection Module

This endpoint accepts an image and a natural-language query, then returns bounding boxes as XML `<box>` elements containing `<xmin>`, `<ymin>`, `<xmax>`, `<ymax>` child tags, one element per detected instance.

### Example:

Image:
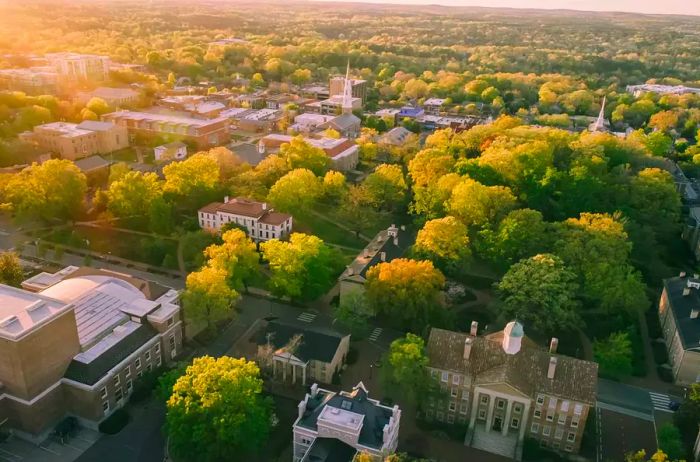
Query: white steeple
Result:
<box><xmin>342</xmin><ymin>61</ymin><xmax>353</xmax><ymax>115</ymax></box>
<box><xmin>590</xmin><ymin>96</ymin><xmax>607</xmax><ymax>132</ymax></box>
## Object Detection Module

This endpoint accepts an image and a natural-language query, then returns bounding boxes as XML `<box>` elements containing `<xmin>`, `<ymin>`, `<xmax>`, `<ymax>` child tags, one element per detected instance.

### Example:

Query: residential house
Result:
<box><xmin>426</xmin><ymin>321</ymin><xmax>598</xmax><ymax>460</ymax></box>
<box><xmin>22</xmin><ymin>121</ymin><xmax>128</xmax><ymax>160</ymax></box>
<box><xmin>659</xmin><ymin>273</ymin><xmax>700</xmax><ymax>384</ymax></box>
<box><xmin>154</xmin><ymin>141</ymin><xmax>187</xmax><ymax>162</ymax></box>
<box><xmin>398</xmin><ymin>106</ymin><xmax>425</xmax><ymax>120</ymax></box>
<box><xmin>197</xmin><ymin>196</ymin><xmax>292</xmax><ymax>241</ymax></box>
<box><xmin>0</xmin><ymin>266</ymin><xmax>182</xmax><ymax>442</ymax></box>
<box><xmin>378</xmin><ymin>127</ymin><xmax>414</xmax><ymax>147</ymax></box>
<box><xmin>423</xmin><ymin>98</ymin><xmax>447</xmax><ymax>115</ymax></box>
<box><xmin>293</xmin><ymin>382</ymin><xmax>401</xmax><ymax>462</ymax></box>
<box><xmin>338</xmin><ymin>225</ymin><xmax>411</xmax><ymax>305</ymax></box>
<box><xmin>256</xmin><ymin>320</ymin><xmax>350</xmax><ymax>385</ymax></box>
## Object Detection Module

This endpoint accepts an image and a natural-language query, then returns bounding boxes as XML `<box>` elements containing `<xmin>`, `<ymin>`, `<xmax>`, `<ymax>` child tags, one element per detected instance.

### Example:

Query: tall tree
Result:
<box><xmin>163</xmin><ymin>153</ymin><xmax>221</xmax><ymax>202</ymax></box>
<box><xmin>278</xmin><ymin>136</ymin><xmax>330</xmax><ymax>176</ymax></box>
<box><xmin>382</xmin><ymin>333</ymin><xmax>429</xmax><ymax>403</ymax></box>
<box><xmin>267</xmin><ymin>168</ymin><xmax>322</xmax><ymax>213</ymax></box>
<box><xmin>183</xmin><ymin>266</ymin><xmax>238</xmax><ymax>332</ymax></box>
<box><xmin>106</xmin><ymin>171</ymin><xmax>162</xmax><ymax>219</ymax></box>
<box><xmin>447</xmin><ymin>178</ymin><xmax>517</xmax><ymax>230</ymax></box>
<box><xmin>204</xmin><ymin>229</ymin><xmax>259</xmax><ymax>292</ymax></box>
<box><xmin>0</xmin><ymin>251</ymin><xmax>23</xmax><ymax>286</ymax></box>
<box><xmin>478</xmin><ymin>208</ymin><xmax>549</xmax><ymax>267</ymax></box>
<box><xmin>165</xmin><ymin>356</ymin><xmax>272</xmax><ymax>462</ymax></box>
<box><xmin>593</xmin><ymin>331</ymin><xmax>633</xmax><ymax>380</ymax></box>
<box><xmin>363</xmin><ymin>164</ymin><xmax>408</xmax><ymax>211</ymax></box>
<box><xmin>413</xmin><ymin>216</ymin><xmax>470</xmax><ymax>270</ymax></box>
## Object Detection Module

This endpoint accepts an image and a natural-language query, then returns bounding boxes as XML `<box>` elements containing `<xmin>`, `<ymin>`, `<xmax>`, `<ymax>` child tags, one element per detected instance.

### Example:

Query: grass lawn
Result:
<box><xmin>293</xmin><ymin>212</ymin><xmax>366</xmax><ymax>250</ymax></box>
<box><xmin>108</xmin><ymin>147</ymin><xmax>139</xmax><ymax>163</ymax></box>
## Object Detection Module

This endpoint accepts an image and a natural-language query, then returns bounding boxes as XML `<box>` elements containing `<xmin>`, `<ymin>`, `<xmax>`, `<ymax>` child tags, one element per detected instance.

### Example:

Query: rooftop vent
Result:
<box><xmin>0</xmin><ymin>315</ymin><xmax>19</xmax><ymax>329</ymax></box>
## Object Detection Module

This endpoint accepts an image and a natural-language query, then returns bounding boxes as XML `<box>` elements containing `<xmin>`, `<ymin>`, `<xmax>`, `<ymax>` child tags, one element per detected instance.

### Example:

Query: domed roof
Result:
<box><xmin>504</xmin><ymin>320</ymin><xmax>524</xmax><ymax>338</ymax></box>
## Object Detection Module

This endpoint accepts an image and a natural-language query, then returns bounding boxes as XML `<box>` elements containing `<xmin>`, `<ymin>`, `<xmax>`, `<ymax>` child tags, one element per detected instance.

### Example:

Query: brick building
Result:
<box><xmin>22</xmin><ymin>121</ymin><xmax>128</xmax><ymax>160</ymax></box>
<box><xmin>198</xmin><ymin>196</ymin><xmax>292</xmax><ymax>241</ymax></box>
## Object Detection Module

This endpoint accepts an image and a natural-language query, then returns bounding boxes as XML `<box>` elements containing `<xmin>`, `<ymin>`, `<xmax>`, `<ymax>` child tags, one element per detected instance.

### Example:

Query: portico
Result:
<box><xmin>272</xmin><ymin>352</ymin><xmax>308</xmax><ymax>386</ymax></box>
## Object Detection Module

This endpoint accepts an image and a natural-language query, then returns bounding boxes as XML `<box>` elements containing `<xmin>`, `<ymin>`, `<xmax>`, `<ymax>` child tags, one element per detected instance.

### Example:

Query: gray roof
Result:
<box><xmin>232</xmin><ymin>143</ymin><xmax>267</xmax><ymax>166</ymax></box>
<box><xmin>73</xmin><ymin>155</ymin><xmax>111</xmax><ymax>173</ymax></box>
<box><xmin>298</xmin><ymin>384</ymin><xmax>393</xmax><ymax>450</ymax></box>
<box><xmin>301</xmin><ymin>438</ymin><xmax>357</xmax><ymax>462</ymax></box>
<box><xmin>663</xmin><ymin>276</ymin><xmax>700</xmax><ymax>350</ymax></box>
<box><xmin>76</xmin><ymin>120</ymin><xmax>115</xmax><ymax>132</ymax></box>
<box><xmin>256</xmin><ymin>320</ymin><xmax>348</xmax><ymax>363</ymax></box>
<box><xmin>427</xmin><ymin>328</ymin><xmax>598</xmax><ymax>405</ymax></box>
<box><xmin>63</xmin><ymin>324</ymin><xmax>157</xmax><ymax>385</ymax></box>
<box><xmin>379</xmin><ymin>127</ymin><xmax>413</xmax><ymax>146</ymax></box>
<box><xmin>325</xmin><ymin>113</ymin><xmax>360</xmax><ymax>131</ymax></box>
<box><xmin>339</xmin><ymin>226</ymin><xmax>412</xmax><ymax>282</ymax></box>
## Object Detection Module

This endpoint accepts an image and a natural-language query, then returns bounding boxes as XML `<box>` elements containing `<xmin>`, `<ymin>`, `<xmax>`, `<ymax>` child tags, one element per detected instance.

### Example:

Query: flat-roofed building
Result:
<box><xmin>423</xmin><ymin>98</ymin><xmax>447</xmax><ymax>115</ymax></box>
<box><xmin>0</xmin><ymin>266</ymin><xmax>182</xmax><ymax>442</ymax></box>
<box><xmin>260</xmin><ymin>134</ymin><xmax>359</xmax><ymax>172</ymax></box>
<box><xmin>75</xmin><ymin>87</ymin><xmax>140</xmax><ymax>107</ymax></box>
<box><xmin>102</xmin><ymin>109</ymin><xmax>230</xmax><ymax>149</ymax></box>
<box><xmin>0</xmin><ymin>67</ymin><xmax>58</xmax><ymax>94</ymax></box>
<box><xmin>329</xmin><ymin>76</ymin><xmax>367</xmax><ymax>103</ymax></box>
<box><xmin>23</xmin><ymin>120</ymin><xmax>128</xmax><ymax>160</ymax></box>
<box><xmin>293</xmin><ymin>382</ymin><xmax>401</xmax><ymax>462</ymax></box>
<box><xmin>45</xmin><ymin>52</ymin><xmax>111</xmax><ymax>81</ymax></box>
<box><xmin>626</xmin><ymin>84</ymin><xmax>700</xmax><ymax>98</ymax></box>
<box><xmin>198</xmin><ymin>196</ymin><xmax>292</xmax><ymax>241</ymax></box>
<box><xmin>426</xmin><ymin>321</ymin><xmax>598</xmax><ymax>459</ymax></box>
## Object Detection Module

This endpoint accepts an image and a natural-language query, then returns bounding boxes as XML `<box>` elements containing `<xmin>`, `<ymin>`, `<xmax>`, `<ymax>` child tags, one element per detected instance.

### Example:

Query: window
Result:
<box><xmin>452</xmin><ymin>374</ymin><xmax>460</xmax><ymax>385</ymax></box>
<box><xmin>100</xmin><ymin>387</ymin><xmax>107</xmax><ymax>399</ymax></box>
<box><xmin>511</xmin><ymin>418</ymin><xmax>520</xmax><ymax>429</ymax></box>
<box><xmin>546</xmin><ymin>412</ymin><xmax>554</xmax><ymax>422</ymax></box>
<box><xmin>460</xmin><ymin>402</ymin><xmax>468</xmax><ymax>414</ymax></box>
<box><xmin>574</xmin><ymin>404</ymin><xmax>583</xmax><ymax>415</ymax></box>
<box><xmin>531</xmin><ymin>423</ymin><xmax>539</xmax><ymax>434</ymax></box>
<box><xmin>558</xmin><ymin>412</ymin><xmax>567</xmax><ymax>425</ymax></box>
<box><xmin>567</xmin><ymin>432</ymin><xmax>576</xmax><ymax>443</ymax></box>
<box><xmin>478</xmin><ymin>410</ymin><xmax>486</xmax><ymax>420</ymax></box>
<box><xmin>449</xmin><ymin>402</ymin><xmax>456</xmax><ymax>412</ymax></box>
<box><xmin>571</xmin><ymin>415</ymin><xmax>580</xmax><ymax>428</ymax></box>
<box><xmin>565</xmin><ymin>445</ymin><xmax>573</xmax><ymax>452</ymax></box>
<box><xmin>155</xmin><ymin>344</ymin><xmax>161</xmax><ymax>354</ymax></box>
<box><xmin>125</xmin><ymin>366</ymin><xmax>131</xmax><ymax>378</ymax></box>
<box><xmin>548</xmin><ymin>398</ymin><xmax>557</xmax><ymax>409</ymax></box>
<box><xmin>157</xmin><ymin>356</ymin><xmax>162</xmax><ymax>367</ymax></box>
<box><xmin>514</xmin><ymin>403</ymin><xmax>523</xmax><ymax>414</ymax></box>
<box><xmin>451</xmin><ymin>388</ymin><xmax>458</xmax><ymax>398</ymax></box>
<box><xmin>301</xmin><ymin>437</ymin><xmax>312</xmax><ymax>445</ymax></box>
<box><xmin>137</xmin><ymin>371</ymin><xmax>143</xmax><ymax>379</ymax></box>
<box><xmin>542</xmin><ymin>425</ymin><xmax>551</xmax><ymax>437</ymax></box>
<box><xmin>135</xmin><ymin>358</ymin><xmax>141</xmax><ymax>369</ymax></box>
<box><xmin>553</xmin><ymin>442</ymin><xmax>560</xmax><ymax>450</ymax></box>
<box><xmin>127</xmin><ymin>380</ymin><xmax>133</xmax><ymax>393</ymax></box>
<box><xmin>167</xmin><ymin>317</ymin><xmax>174</xmax><ymax>327</ymax></box>
<box><xmin>480</xmin><ymin>395</ymin><xmax>489</xmax><ymax>405</ymax></box>
<box><xmin>534</xmin><ymin>409</ymin><xmax>542</xmax><ymax>419</ymax></box>
<box><xmin>462</xmin><ymin>392</ymin><xmax>469</xmax><ymax>401</ymax></box>
<box><xmin>554</xmin><ymin>428</ymin><xmax>564</xmax><ymax>440</ymax></box>
<box><xmin>146</xmin><ymin>364</ymin><xmax>153</xmax><ymax>372</ymax></box>
<box><xmin>536</xmin><ymin>394</ymin><xmax>545</xmax><ymax>405</ymax></box>
<box><xmin>497</xmin><ymin>399</ymin><xmax>505</xmax><ymax>409</ymax></box>
<box><xmin>441</xmin><ymin>372</ymin><xmax>449</xmax><ymax>383</ymax></box>
<box><xmin>102</xmin><ymin>401</ymin><xmax>110</xmax><ymax>413</ymax></box>
<box><xmin>447</xmin><ymin>412</ymin><xmax>455</xmax><ymax>423</ymax></box>
<box><xmin>145</xmin><ymin>351</ymin><xmax>151</xmax><ymax>362</ymax></box>
<box><xmin>113</xmin><ymin>375</ymin><xmax>120</xmax><ymax>387</ymax></box>
<box><xmin>560</xmin><ymin>400</ymin><xmax>570</xmax><ymax>413</ymax></box>
<box><xmin>431</xmin><ymin>370</ymin><xmax>438</xmax><ymax>379</ymax></box>
<box><xmin>115</xmin><ymin>388</ymin><xmax>123</xmax><ymax>403</ymax></box>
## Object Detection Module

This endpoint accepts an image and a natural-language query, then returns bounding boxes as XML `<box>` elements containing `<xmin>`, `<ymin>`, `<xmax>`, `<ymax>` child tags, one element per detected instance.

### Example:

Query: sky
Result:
<box><xmin>315</xmin><ymin>0</ymin><xmax>700</xmax><ymax>16</ymax></box>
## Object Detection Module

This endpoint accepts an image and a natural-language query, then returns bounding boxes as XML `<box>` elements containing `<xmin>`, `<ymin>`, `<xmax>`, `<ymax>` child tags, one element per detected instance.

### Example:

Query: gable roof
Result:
<box><xmin>257</xmin><ymin>320</ymin><xmax>348</xmax><ymax>363</ymax></box>
<box><xmin>663</xmin><ymin>276</ymin><xmax>700</xmax><ymax>350</ymax></box>
<box><xmin>427</xmin><ymin>327</ymin><xmax>598</xmax><ymax>405</ymax></box>
<box><xmin>73</xmin><ymin>155</ymin><xmax>111</xmax><ymax>173</ymax></box>
<box><xmin>339</xmin><ymin>225</ymin><xmax>412</xmax><ymax>282</ymax></box>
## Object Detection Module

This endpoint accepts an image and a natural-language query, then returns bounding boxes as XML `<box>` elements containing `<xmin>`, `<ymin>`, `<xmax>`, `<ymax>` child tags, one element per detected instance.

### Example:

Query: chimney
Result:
<box><xmin>310</xmin><ymin>383</ymin><xmax>319</xmax><ymax>398</ymax></box>
<box><xmin>691</xmin><ymin>308</ymin><xmax>700</xmax><ymax>319</ymax></box>
<box><xmin>464</xmin><ymin>337</ymin><xmax>473</xmax><ymax>360</ymax></box>
<box><xmin>547</xmin><ymin>357</ymin><xmax>558</xmax><ymax>379</ymax></box>
<box><xmin>400</xmin><ymin>225</ymin><xmax>406</xmax><ymax>231</ymax></box>
<box><xmin>684</xmin><ymin>288</ymin><xmax>691</xmax><ymax>296</ymax></box>
<box><xmin>680</xmin><ymin>271</ymin><xmax>687</xmax><ymax>278</ymax></box>
<box><xmin>224</xmin><ymin>195</ymin><xmax>229</xmax><ymax>203</ymax></box>
<box><xmin>262</xmin><ymin>202</ymin><xmax>268</xmax><ymax>210</ymax></box>
<box><xmin>380</xmin><ymin>252</ymin><xmax>386</xmax><ymax>262</ymax></box>
<box><xmin>549</xmin><ymin>337</ymin><xmax>559</xmax><ymax>354</ymax></box>
<box><xmin>298</xmin><ymin>395</ymin><xmax>308</xmax><ymax>420</ymax></box>
<box><xmin>470</xmin><ymin>321</ymin><xmax>478</xmax><ymax>337</ymax></box>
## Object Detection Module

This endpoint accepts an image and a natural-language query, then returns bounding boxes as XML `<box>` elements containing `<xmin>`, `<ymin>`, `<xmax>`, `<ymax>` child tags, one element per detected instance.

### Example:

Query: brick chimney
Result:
<box><xmin>549</xmin><ymin>338</ymin><xmax>559</xmax><ymax>354</ymax></box>
<box><xmin>547</xmin><ymin>357</ymin><xmax>558</xmax><ymax>379</ymax></box>
<box><xmin>464</xmin><ymin>336</ymin><xmax>473</xmax><ymax>360</ymax></box>
<box><xmin>470</xmin><ymin>321</ymin><xmax>478</xmax><ymax>337</ymax></box>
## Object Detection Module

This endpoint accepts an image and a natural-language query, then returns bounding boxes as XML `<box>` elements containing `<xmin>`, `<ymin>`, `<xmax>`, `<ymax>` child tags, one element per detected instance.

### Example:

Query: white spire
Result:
<box><xmin>591</xmin><ymin>96</ymin><xmax>607</xmax><ymax>132</ymax></box>
<box><xmin>342</xmin><ymin>61</ymin><xmax>353</xmax><ymax>114</ymax></box>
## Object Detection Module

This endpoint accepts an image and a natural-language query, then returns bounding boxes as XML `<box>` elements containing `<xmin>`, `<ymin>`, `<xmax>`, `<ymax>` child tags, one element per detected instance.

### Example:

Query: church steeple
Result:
<box><xmin>342</xmin><ymin>61</ymin><xmax>353</xmax><ymax>115</ymax></box>
<box><xmin>590</xmin><ymin>96</ymin><xmax>607</xmax><ymax>132</ymax></box>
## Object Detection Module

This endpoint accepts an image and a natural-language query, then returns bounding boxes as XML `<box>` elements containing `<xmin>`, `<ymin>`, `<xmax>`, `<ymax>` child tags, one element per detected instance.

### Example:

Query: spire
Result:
<box><xmin>342</xmin><ymin>60</ymin><xmax>353</xmax><ymax>114</ymax></box>
<box><xmin>591</xmin><ymin>96</ymin><xmax>607</xmax><ymax>132</ymax></box>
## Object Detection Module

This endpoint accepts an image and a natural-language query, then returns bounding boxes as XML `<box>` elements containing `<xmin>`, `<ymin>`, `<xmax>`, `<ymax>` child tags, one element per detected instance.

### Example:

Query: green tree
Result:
<box><xmin>363</xmin><ymin>164</ymin><xmax>408</xmax><ymax>211</ymax></box>
<box><xmin>414</xmin><ymin>216</ymin><xmax>470</xmax><ymax>270</ymax></box>
<box><xmin>478</xmin><ymin>208</ymin><xmax>549</xmax><ymax>267</ymax></box>
<box><xmin>593</xmin><ymin>331</ymin><xmax>633</xmax><ymax>380</ymax></box>
<box><xmin>496</xmin><ymin>254</ymin><xmax>580</xmax><ymax>333</ymax></box>
<box><xmin>261</xmin><ymin>233</ymin><xmax>338</xmax><ymax>301</ymax></box>
<box><xmin>382</xmin><ymin>333</ymin><xmax>429</xmax><ymax>403</ymax></box>
<box><xmin>278</xmin><ymin>136</ymin><xmax>330</xmax><ymax>176</ymax></box>
<box><xmin>322</xmin><ymin>170</ymin><xmax>347</xmax><ymax>203</ymax></box>
<box><xmin>674</xmin><ymin>382</ymin><xmax>700</xmax><ymax>454</ymax></box>
<box><xmin>106</xmin><ymin>171</ymin><xmax>162</xmax><ymax>218</ymax></box>
<box><xmin>334</xmin><ymin>290</ymin><xmax>373</xmax><ymax>337</ymax></box>
<box><xmin>163</xmin><ymin>153</ymin><xmax>221</xmax><ymax>201</ymax></box>
<box><xmin>182</xmin><ymin>266</ymin><xmax>238</xmax><ymax>333</ymax></box>
<box><xmin>0</xmin><ymin>251</ymin><xmax>24</xmax><ymax>286</ymax></box>
<box><xmin>365</xmin><ymin>258</ymin><xmax>445</xmax><ymax>331</ymax></box>
<box><xmin>148</xmin><ymin>196</ymin><xmax>175</xmax><ymax>235</ymax></box>
<box><xmin>644</xmin><ymin>131</ymin><xmax>673</xmax><ymax>156</ymax></box>
<box><xmin>267</xmin><ymin>168</ymin><xmax>322</xmax><ymax>213</ymax></box>
<box><xmin>656</xmin><ymin>424</ymin><xmax>685</xmax><ymax>461</ymax></box>
<box><xmin>204</xmin><ymin>229</ymin><xmax>259</xmax><ymax>292</ymax></box>
<box><xmin>86</xmin><ymin>97</ymin><xmax>110</xmax><ymax>116</ymax></box>
<box><xmin>448</xmin><ymin>178</ymin><xmax>517</xmax><ymax>230</ymax></box>
<box><xmin>165</xmin><ymin>356</ymin><xmax>272</xmax><ymax>462</ymax></box>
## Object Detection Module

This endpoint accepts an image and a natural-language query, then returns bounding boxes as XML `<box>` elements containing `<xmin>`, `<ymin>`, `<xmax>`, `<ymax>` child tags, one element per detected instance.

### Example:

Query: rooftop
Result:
<box><xmin>300</xmin><ymin>438</ymin><xmax>357</xmax><ymax>462</ymax></box>
<box><xmin>73</xmin><ymin>155</ymin><xmax>112</xmax><ymax>173</ymax></box>
<box><xmin>340</xmin><ymin>225</ymin><xmax>411</xmax><ymax>282</ymax></box>
<box><xmin>103</xmin><ymin>109</ymin><xmax>229</xmax><ymax>127</ymax></box>
<box><xmin>663</xmin><ymin>275</ymin><xmax>700</xmax><ymax>350</ymax></box>
<box><xmin>256</xmin><ymin>320</ymin><xmax>348</xmax><ymax>363</ymax></box>
<box><xmin>0</xmin><ymin>285</ymin><xmax>71</xmax><ymax>341</ymax></box>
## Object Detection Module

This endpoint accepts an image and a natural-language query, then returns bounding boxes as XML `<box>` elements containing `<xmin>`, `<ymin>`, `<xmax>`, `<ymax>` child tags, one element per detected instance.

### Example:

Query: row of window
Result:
<box><xmin>533</xmin><ymin>408</ymin><xmax>581</xmax><ymax>428</ymax></box>
<box><xmin>535</xmin><ymin>395</ymin><xmax>583</xmax><ymax>416</ymax></box>
<box><xmin>530</xmin><ymin>423</ymin><xmax>577</xmax><ymax>443</ymax></box>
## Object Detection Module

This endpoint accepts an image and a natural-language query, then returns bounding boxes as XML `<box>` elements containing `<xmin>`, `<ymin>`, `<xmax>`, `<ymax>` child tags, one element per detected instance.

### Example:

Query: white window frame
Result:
<box><xmin>100</xmin><ymin>387</ymin><xmax>107</xmax><ymax>399</ymax></box>
<box><xmin>451</xmin><ymin>388</ymin><xmax>458</xmax><ymax>398</ymax></box>
<box><xmin>531</xmin><ymin>423</ymin><xmax>539</xmax><ymax>434</ymax></box>
<box><xmin>511</xmin><ymin>417</ymin><xmax>520</xmax><ymax>429</ymax></box>
<box><xmin>441</xmin><ymin>372</ymin><xmax>449</xmax><ymax>383</ymax></box>
<box><xmin>113</xmin><ymin>375</ymin><xmax>120</xmax><ymax>387</ymax></box>
<box><xmin>102</xmin><ymin>401</ymin><xmax>110</xmax><ymax>413</ymax></box>
<box><xmin>452</xmin><ymin>374</ymin><xmax>460</xmax><ymax>385</ymax></box>
<box><xmin>135</xmin><ymin>357</ymin><xmax>141</xmax><ymax>369</ymax></box>
<box><xmin>567</xmin><ymin>432</ymin><xmax>576</xmax><ymax>443</ymax></box>
<box><xmin>536</xmin><ymin>394</ymin><xmax>545</xmax><ymax>405</ymax></box>
<box><xmin>542</xmin><ymin>425</ymin><xmax>551</xmax><ymax>437</ymax></box>
<box><xmin>125</xmin><ymin>366</ymin><xmax>131</xmax><ymax>379</ymax></box>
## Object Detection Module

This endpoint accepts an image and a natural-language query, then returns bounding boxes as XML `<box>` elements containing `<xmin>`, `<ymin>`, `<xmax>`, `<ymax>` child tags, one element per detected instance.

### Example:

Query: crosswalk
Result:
<box><xmin>369</xmin><ymin>327</ymin><xmax>382</xmax><ymax>342</ymax></box>
<box><xmin>297</xmin><ymin>312</ymin><xmax>317</xmax><ymax>323</ymax></box>
<box><xmin>649</xmin><ymin>391</ymin><xmax>673</xmax><ymax>412</ymax></box>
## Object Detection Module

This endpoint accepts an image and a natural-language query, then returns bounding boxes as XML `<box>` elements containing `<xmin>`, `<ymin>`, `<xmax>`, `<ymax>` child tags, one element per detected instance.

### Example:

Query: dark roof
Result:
<box><xmin>298</xmin><ymin>384</ymin><xmax>393</xmax><ymax>450</ymax></box>
<box><xmin>427</xmin><ymin>328</ymin><xmax>598</xmax><ymax>405</ymax></box>
<box><xmin>302</xmin><ymin>438</ymin><xmax>357</xmax><ymax>462</ymax></box>
<box><xmin>259</xmin><ymin>211</ymin><xmax>291</xmax><ymax>226</ymax></box>
<box><xmin>76</xmin><ymin>120</ymin><xmax>115</xmax><ymax>132</ymax></box>
<box><xmin>339</xmin><ymin>226</ymin><xmax>413</xmax><ymax>282</ymax></box>
<box><xmin>663</xmin><ymin>276</ymin><xmax>700</xmax><ymax>350</ymax></box>
<box><xmin>256</xmin><ymin>320</ymin><xmax>347</xmax><ymax>363</ymax></box>
<box><xmin>232</xmin><ymin>142</ymin><xmax>267</xmax><ymax>166</ymax></box>
<box><xmin>73</xmin><ymin>155</ymin><xmax>111</xmax><ymax>173</ymax></box>
<box><xmin>64</xmin><ymin>324</ymin><xmax>157</xmax><ymax>385</ymax></box>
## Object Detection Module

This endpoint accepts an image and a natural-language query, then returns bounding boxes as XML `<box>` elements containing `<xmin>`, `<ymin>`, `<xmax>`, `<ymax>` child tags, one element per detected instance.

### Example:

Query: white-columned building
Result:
<box><xmin>197</xmin><ymin>196</ymin><xmax>292</xmax><ymax>241</ymax></box>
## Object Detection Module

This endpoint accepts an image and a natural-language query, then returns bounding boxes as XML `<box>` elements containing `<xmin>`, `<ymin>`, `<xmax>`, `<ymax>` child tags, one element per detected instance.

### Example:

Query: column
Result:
<box><xmin>273</xmin><ymin>358</ymin><xmax>277</xmax><ymax>379</ymax></box>
<box><xmin>302</xmin><ymin>364</ymin><xmax>307</xmax><ymax>386</ymax></box>
<box><xmin>293</xmin><ymin>363</ymin><xmax>297</xmax><ymax>384</ymax></box>
<box><xmin>518</xmin><ymin>401</ymin><xmax>531</xmax><ymax>443</ymax></box>
<box><xmin>502</xmin><ymin>400</ymin><xmax>514</xmax><ymax>436</ymax></box>
<box><xmin>283</xmin><ymin>361</ymin><xmax>287</xmax><ymax>382</ymax></box>
<box><xmin>485</xmin><ymin>394</ymin><xmax>496</xmax><ymax>433</ymax></box>
<box><xmin>468</xmin><ymin>390</ymin><xmax>480</xmax><ymax>432</ymax></box>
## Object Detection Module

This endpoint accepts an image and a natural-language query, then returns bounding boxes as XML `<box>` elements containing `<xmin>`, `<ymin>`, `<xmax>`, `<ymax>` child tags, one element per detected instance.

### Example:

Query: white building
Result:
<box><xmin>197</xmin><ymin>196</ymin><xmax>292</xmax><ymax>241</ymax></box>
<box><xmin>45</xmin><ymin>52</ymin><xmax>111</xmax><ymax>81</ymax></box>
<box><xmin>154</xmin><ymin>141</ymin><xmax>187</xmax><ymax>162</ymax></box>
<box><xmin>626</xmin><ymin>84</ymin><xmax>700</xmax><ymax>98</ymax></box>
<box><xmin>423</xmin><ymin>98</ymin><xmax>447</xmax><ymax>115</ymax></box>
<box><xmin>293</xmin><ymin>382</ymin><xmax>401</xmax><ymax>462</ymax></box>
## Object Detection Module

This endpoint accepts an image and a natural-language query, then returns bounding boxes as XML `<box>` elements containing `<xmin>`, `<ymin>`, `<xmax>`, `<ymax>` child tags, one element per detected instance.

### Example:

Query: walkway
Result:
<box><xmin>307</xmin><ymin>210</ymin><xmax>373</xmax><ymax>242</ymax></box>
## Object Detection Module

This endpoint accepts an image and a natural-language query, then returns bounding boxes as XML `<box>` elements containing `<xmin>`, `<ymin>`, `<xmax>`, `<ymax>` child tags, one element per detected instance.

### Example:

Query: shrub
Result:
<box><xmin>652</xmin><ymin>342</ymin><xmax>669</xmax><ymax>364</ymax></box>
<box><xmin>130</xmin><ymin>366</ymin><xmax>166</xmax><ymax>403</ymax></box>
<box><xmin>98</xmin><ymin>409</ymin><xmax>130</xmax><ymax>434</ymax></box>
<box><xmin>346</xmin><ymin>347</ymin><xmax>359</xmax><ymax>365</ymax></box>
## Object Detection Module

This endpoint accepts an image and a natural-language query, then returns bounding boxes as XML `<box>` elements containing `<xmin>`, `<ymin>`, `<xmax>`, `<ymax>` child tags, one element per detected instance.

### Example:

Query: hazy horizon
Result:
<box><xmin>314</xmin><ymin>0</ymin><xmax>700</xmax><ymax>17</ymax></box>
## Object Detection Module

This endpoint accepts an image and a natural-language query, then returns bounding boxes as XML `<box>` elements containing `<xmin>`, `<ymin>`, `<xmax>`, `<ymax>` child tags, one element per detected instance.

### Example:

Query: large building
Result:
<box><xmin>426</xmin><ymin>321</ymin><xmax>598</xmax><ymax>460</ymax></box>
<box><xmin>626</xmin><ymin>84</ymin><xmax>700</xmax><ymax>98</ymax></box>
<box><xmin>255</xmin><ymin>320</ymin><xmax>350</xmax><ymax>385</ymax></box>
<box><xmin>45</xmin><ymin>53</ymin><xmax>111</xmax><ymax>82</ymax></box>
<box><xmin>330</xmin><ymin>75</ymin><xmax>367</xmax><ymax>103</ymax></box>
<box><xmin>21</xmin><ymin>121</ymin><xmax>128</xmax><ymax>160</ymax></box>
<box><xmin>0</xmin><ymin>266</ymin><xmax>182</xmax><ymax>442</ymax></box>
<box><xmin>198</xmin><ymin>196</ymin><xmax>292</xmax><ymax>241</ymax></box>
<box><xmin>320</xmin><ymin>65</ymin><xmax>364</xmax><ymax>116</ymax></box>
<box><xmin>260</xmin><ymin>134</ymin><xmax>359</xmax><ymax>172</ymax></box>
<box><xmin>75</xmin><ymin>87</ymin><xmax>141</xmax><ymax>107</ymax></box>
<box><xmin>0</xmin><ymin>67</ymin><xmax>58</xmax><ymax>94</ymax></box>
<box><xmin>293</xmin><ymin>382</ymin><xmax>401</xmax><ymax>462</ymax></box>
<box><xmin>102</xmin><ymin>109</ymin><xmax>230</xmax><ymax>149</ymax></box>
<box><xmin>659</xmin><ymin>273</ymin><xmax>700</xmax><ymax>384</ymax></box>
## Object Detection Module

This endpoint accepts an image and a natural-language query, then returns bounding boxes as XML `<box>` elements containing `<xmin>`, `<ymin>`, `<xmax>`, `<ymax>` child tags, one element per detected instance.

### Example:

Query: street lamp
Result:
<box><xmin>369</xmin><ymin>364</ymin><xmax>373</xmax><ymax>379</ymax></box>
